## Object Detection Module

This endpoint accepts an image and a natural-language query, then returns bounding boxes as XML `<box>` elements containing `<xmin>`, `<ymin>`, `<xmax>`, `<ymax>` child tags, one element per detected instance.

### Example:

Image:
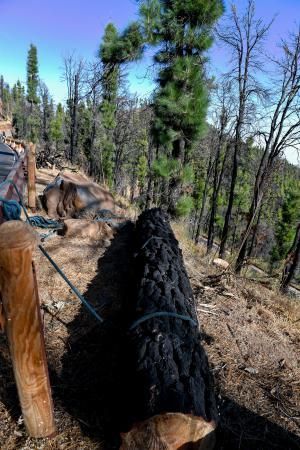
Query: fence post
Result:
<box><xmin>0</xmin><ymin>221</ymin><xmax>56</xmax><ymax>438</ymax></box>
<box><xmin>28</xmin><ymin>142</ymin><xmax>36</xmax><ymax>212</ymax></box>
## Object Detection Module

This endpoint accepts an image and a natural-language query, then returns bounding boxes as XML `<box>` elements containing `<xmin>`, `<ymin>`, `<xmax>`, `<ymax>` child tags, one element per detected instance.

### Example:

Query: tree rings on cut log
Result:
<box><xmin>122</xmin><ymin>208</ymin><xmax>217</xmax><ymax>450</ymax></box>
<box><xmin>120</xmin><ymin>413</ymin><xmax>216</xmax><ymax>450</ymax></box>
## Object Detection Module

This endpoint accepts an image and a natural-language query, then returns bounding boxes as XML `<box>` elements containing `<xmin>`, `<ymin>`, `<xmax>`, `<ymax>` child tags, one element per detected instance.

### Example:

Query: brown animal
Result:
<box><xmin>43</xmin><ymin>172</ymin><xmax>117</xmax><ymax>218</ymax></box>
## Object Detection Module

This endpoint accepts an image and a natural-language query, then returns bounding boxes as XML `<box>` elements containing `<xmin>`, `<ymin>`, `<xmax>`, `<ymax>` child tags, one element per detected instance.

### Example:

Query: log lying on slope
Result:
<box><xmin>121</xmin><ymin>208</ymin><xmax>217</xmax><ymax>450</ymax></box>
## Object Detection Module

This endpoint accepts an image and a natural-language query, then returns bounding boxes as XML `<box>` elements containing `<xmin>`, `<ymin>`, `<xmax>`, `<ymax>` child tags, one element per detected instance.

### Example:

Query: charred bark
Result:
<box><xmin>122</xmin><ymin>208</ymin><xmax>217</xmax><ymax>449</ymax></box>
<box><xmin>280</xmin><ymin>223</ymin><xmax>300</xmax><ymax>293</ymax></box>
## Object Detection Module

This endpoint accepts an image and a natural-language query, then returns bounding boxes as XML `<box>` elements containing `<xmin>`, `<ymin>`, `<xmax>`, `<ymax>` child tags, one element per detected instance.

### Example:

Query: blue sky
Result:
<box><xmin>0</xmin><ymin>0</ymin><xmax>299</xmax><ymax>164</ymax></box>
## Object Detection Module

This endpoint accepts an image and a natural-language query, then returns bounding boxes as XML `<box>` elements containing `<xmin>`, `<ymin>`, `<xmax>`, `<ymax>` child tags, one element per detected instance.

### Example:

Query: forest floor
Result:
<box><xmin>0</xmin><ymin>169</ymin><xmax>299</xmax><ymax>449</ymax></box>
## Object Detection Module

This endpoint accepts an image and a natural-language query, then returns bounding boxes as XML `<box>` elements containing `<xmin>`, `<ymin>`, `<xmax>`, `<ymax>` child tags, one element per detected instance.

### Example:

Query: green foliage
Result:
<box><xmin>100</xmin><ymin>23</ymin><xmax>121</xmax><ymax>64</ymax></box>
<box><xmin>27</xmin><ymin>44</ymin><xmax>39</xmax><ymax>105</ymax></box>
<box><xmin>102</xmin><ymin>138</ymin><xmax>115</xmax><ymax>186</ymax></box>
<box><xmin>153</xmin><ymin>56</ymin><xmax>209</xmax><ymax>149</ymax></box>
<box><xmin>1</xmin><ymin>85</ymin><xmax>11</xmax><ymax>118</ymax></box>
<box><xmin>12</xmin><ymin>81</ymin><xmax>27</xmax><ymax>138</ymax></box>
<box><xmin>152</xmin><ymin>155</ymin><xmax>179</xmax><ymax>179</ymax></box>
<box><xmin>139</xmin><ymin>0</ymin><xmax>162</xmax><ymax>44</ymax></box>
<box><xmin>139</xmin><ymin>0</ymin><xmax>224</xmax><ymax>152</ymax></box>
<box><xmin>139</xmin><ymin>0</ymin><xmax>224</xmax><ymax>212</ymax></box>
<box><xmin>101</xmin><ymin>99</ymin><xmax>117</xmax><ymax>129</ymax></box>
<box><xmin>26</xmin><ymin>44</ymin><xmax>40</xmax><ymax>143</ymax></box>
<box><xmin>175</xmin><ymin>195</ymin><xmax>194</xmax><ymax>217</ymax></box>
<box><xmin>77</xmin><ymin>102</ymin><xmax>95</xmax><ymax>160</ymax></box>
<box><xmin>121</xmin><ymin>22</ymin><xmax>144</xmax><ymax>61</ymax></box>
<box><xmin>40</xmin><ymin>83</ymin><xmax>54</xmax><ymax>143</ymax></box>
<box><xmin>100</xmin><ymin>22</ymin><xmax>144</xmax><ymax>64</ymax></box>
<box><xmin>270</xmin><ymin>178</ymin><xmax>300</xmax><ymax>266</ymax></box>
<box><xmin>234</xmin><ymin>168</ymin><xmax>252</xmax><ymax>212</ymax></box>
<box><xmin>182</xmin><ymin>164</ymin><xmax>194</xmax><ymax>183</ymax></box>
<box><xmin>50</xmin><ymin>103</ymin><xmax>64</xmax><ymax>146</ymax></box>
<box><xmin>27</xmin><ymin>112</ymin><xmax>40</xmax><ymax>143</ymax></box>
<box><xmin>137</xmin><ymin>154</ymin><xmax>148</xmax><ymax>190</ymax></box>
<box><xmin>99</xmin><ymin>22</ymin><xmax>144</xmax><ymax>185</ymax></box>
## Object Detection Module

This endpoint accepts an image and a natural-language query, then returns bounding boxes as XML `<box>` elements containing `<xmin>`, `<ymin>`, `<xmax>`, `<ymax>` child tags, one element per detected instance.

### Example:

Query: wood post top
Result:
<box><xmin>0</xmin><ymin>221</ymin><xmax>38</xmax><ymax>250</ymax></box>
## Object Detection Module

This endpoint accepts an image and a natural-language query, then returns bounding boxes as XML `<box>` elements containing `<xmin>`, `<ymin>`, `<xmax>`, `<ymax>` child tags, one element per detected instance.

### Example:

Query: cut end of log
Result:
<box><xmin>120</xmin><ymin>413</ymin><xmax>216</xmax><ymax>450</ymax></box>
<box><xmin>0</xmin><ymin>221</ymin><xmax>39</xmax><ymax>250</ymax></box>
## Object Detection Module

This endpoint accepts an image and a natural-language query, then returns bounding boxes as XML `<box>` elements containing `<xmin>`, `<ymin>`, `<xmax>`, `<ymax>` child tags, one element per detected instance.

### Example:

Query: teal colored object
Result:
<box><xmin>29</xmin><ymin>216</ymin><xmax>63</xmax><ymax>230</ymax></box>
<box><xmin>0</xmin><ymin>198</ymin><xmax>22</xmax><ymax>220</ymax></box>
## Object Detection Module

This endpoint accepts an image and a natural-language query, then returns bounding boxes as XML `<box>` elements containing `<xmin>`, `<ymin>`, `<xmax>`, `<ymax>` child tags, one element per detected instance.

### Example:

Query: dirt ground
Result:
<box><xmin>0</xmin><ymin>171</ymin><xmax>299</xmax><ymax>449</ymax></box>
<box><xmin>175</xmin><ymin>224</ymin><xmax>300</xmax><ymax>450</ymax></box>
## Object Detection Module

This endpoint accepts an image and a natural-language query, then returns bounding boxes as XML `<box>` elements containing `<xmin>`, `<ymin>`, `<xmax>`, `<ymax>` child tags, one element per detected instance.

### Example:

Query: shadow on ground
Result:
<box><xmin>0</xmin><ymin>345</ymin><xmax>20</xmax><ymax>421</ymax></box>
<box><xmin>54</xmin><ymin>222</ymin><xmax>135</xmax><ymax>449</ymax></box>
<box><xmin>0</xmin><ymin>221</ymin><xmax>299</xmax><ymax>449</ymax></box>
<box><xmin>216</xmin><ymin>396</ymin><xmax>300</xmax><ymax>449</ymax></box>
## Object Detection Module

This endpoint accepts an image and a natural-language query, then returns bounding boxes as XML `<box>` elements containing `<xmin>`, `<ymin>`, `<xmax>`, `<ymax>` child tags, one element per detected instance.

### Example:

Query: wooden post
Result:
<box><xmin>28</xmin><ymin>142</ymin><xmax>36</xmax><ymax>212</ymax></box>
<box><xmin>0</xmin><ymin>221</ymin><xmax>56</xmax><ymax>438</ymax></box>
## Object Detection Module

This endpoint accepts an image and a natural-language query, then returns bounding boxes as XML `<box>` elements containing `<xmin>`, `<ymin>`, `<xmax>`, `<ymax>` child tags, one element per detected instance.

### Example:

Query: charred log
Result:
<box><xmin>122</xmin><ymin>208</ymin><xmax>217</xmax><ymax>450</ymax></box>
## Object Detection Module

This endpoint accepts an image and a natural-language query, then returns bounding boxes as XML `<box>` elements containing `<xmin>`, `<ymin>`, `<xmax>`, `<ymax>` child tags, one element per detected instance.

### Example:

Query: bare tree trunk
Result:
<box><xmin>194</xmin><ymin>155</ymin><xmax>213</xmax><ymax>244</ymax></box>
<box><xmin>280</xmin><ymin>223</ymin><xmax>300</xmax><ymax>293</ymax></box>
<box><xmin>70</xmin><ymin>73</ymin><xmax>79</xmax><ymax>164</ymax></box>
<box><xmin>219</xmin><ymin>136</ymin><xmax>239</xmax><ymax>258</ymax></box>
<box><xmin>218</xmin><ymin>1</ymin><xmax>272</xmax><ymax>258</ymax></box>
<box><xmin>235</xmin><ymin>30</ymin><xmax>300</xmax><ymax>273</ymax></box>
<box><xmin>0</xmin><ymin>76</ymin><xmax>3</xmax><ymax>101</ymax></box>
<box><xmin>145</xmin><ymin>144</ymin><xmax>155</xmax><ymax>210</ymax></box>
<box><xmin>168</xmin><ymin>137</ymin><xmax>185</xmax><ymax>214</ymax></box>
<box><xmin>247</xmin><ymin>203</ymin><xmax>262</xmax><ymax>258</ymax></box>
<box><xmin>207</xmin><ymin>141</ymin><xmax>229</xmax><ymax>253</ymax></box>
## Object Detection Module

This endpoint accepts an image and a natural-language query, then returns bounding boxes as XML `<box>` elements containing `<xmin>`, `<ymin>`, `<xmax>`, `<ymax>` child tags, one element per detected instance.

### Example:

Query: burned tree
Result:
<box><xmin>217</xmin><ymin>0</ymin><xmax>272</xmax><ymax>258</ymax></box>
<box><xmin>235</xmin><ymin>29</ymin><xmax>300</xmax><ymax>273</ymax></box>
<box><xmin>206</xmin><ymin>81</ymin><xmax>234</xmax><ymax>253</ymax></box>
<box><xmin>62</xmin><ymin>54</ymin><xmax>85</xmax><ymax>164</ymax></box>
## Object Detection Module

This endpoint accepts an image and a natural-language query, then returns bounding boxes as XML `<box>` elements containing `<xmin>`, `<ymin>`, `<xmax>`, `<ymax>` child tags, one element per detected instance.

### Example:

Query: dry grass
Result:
<box><xmin>0</xmin><ymin>169</ymin><xmax>135</xmax><ymax>449</ymax></box>
<box><xmin>0</xmin><ymin>182</ymin><xmax>299</xmax><ymax>448</ymax></box>
<box><xmin>173</xmin><ymin>221</ymin><xmax>300</xmax><ymax>448</ymax></box>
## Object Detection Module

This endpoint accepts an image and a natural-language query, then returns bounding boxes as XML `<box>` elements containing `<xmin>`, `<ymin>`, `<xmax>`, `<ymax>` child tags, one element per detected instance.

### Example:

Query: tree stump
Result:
<box><xmin>121</xmin><ymin>208</ymin><xmax>217</xmax><ymax>450</ymax></box>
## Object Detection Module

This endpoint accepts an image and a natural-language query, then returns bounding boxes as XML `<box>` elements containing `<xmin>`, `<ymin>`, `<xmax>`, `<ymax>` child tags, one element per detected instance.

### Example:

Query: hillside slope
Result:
<box><xmin>0</xmin><ymin>171</ymin><xmax>299</xmax><ymax>449</ymax></box>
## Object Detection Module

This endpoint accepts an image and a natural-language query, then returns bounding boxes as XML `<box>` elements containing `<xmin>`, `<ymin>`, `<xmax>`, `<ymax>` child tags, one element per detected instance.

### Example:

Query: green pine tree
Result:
<box><xmin>50</xmin><ymin>103</ymin><xmax>64</xmax><ymax>152</ymax></box>
<box><xmin>27</xmin><ymin>44</ymin><xmax>39</xmax><ymax>106</ymax></box>
<box><xmin>99</xmin><ymin>23</ymin><xmax>120</xmax><ymax>186</ymax></box>
<box><xmin>99</xmin><ymin>22</ymin><xmax>143</xmax><ymax>186</ymax></box>
<box><xmin>12</xmin><ymin>80</ymin><xmax>27</xmax><ymax>138</ymax></box>
<box><xmin>139</xmin><ymin>0</ymin><xmax>224</xmax><ymax>215</ymax></box>
<box><xmin>26</xmin><ymin>44</ymin><xmax>40</xmax><ymax>142</ymax></box>
<box><xmin>270</xmin><ymin>178</ymin><xmax>300</xmax><ymax>272</ymax></box>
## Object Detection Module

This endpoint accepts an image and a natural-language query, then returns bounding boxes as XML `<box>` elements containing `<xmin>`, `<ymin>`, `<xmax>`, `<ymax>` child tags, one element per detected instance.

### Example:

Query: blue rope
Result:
<box><xmin>39</xmin><ymin>245</ymin><xmax>104</xmax><ymax>323</ymax></box>
<box><xmin>0</xmin><ymin>178</ymin><xmax>31</xmax><ymax>222</ymax></box>
<box><xmin>29</xmin><ymin>216</ymin><xmax>63</xmax><ymax>230</ymax></box>
<box><xmin>130</xmin><ymin>311</ymin><xmax>198</xmax><ymax>330</ymax></box>
<box><xmin>0</xmin><ymin>198</ymin><xmax>22</xmax><ymax>220</ymax></box>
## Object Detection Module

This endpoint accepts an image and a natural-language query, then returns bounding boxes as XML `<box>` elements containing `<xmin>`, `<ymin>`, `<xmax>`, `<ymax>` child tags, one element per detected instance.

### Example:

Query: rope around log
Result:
<box><xmin>130</xmin><ymin>311</ymin><xmax>198</xmax><ymax>330</ymax></box>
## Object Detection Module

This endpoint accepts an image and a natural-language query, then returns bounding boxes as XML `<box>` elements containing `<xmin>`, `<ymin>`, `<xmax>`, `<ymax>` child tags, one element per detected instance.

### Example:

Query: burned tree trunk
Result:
<box><xmin>280</xmin><ymin>223</ymin><xmax>300</xmax><ymax>293</ymax></box>
<box><xmin>122</xmin><ymin>208</ymin><xmax>217</xmax><ymax>450</ymax></box>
